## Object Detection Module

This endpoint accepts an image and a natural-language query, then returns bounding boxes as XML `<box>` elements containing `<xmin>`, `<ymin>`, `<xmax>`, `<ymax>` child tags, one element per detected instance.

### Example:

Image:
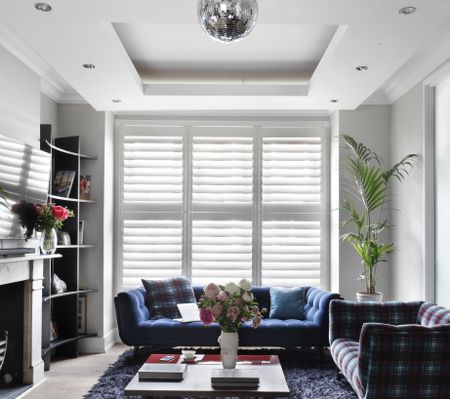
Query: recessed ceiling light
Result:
<box><xmin>82</xmin><ymin>63</ymin><xmax>96</xmax><ymax>69</ymax></box>
<box><xmin>330</xmin><ymin>99</ymin><xmax>339</xmax><ymax>103</ymax></box>
<box><xmin>112</xmin><ymin>99</ymin><xmax>122</xmax><ymax>103</ymax></box>
<box><xmin>356</xmin><ymin>65</ymin><xmax>369</xmax><ymax>71</ymax></box>
<box><xmin>35</xmin><ymin>2</ymin><xmax>52</xmax><ymax>12</ymax></box>
<box><xmin>399</xmin><ymin>6</ymin><xmax>416</xmax><ymax>15</ymax></box>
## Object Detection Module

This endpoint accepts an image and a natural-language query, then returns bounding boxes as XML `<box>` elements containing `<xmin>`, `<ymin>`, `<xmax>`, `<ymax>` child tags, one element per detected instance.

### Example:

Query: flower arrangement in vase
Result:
<box><xmin>12</xmin><ymin>201</ymin><xmax>74</xmax><ymax>254</ymax></box>
<box><xmin>198</xmin><ymin>279</ymin><xmax>265</xmax><ymax>369</ymax></box>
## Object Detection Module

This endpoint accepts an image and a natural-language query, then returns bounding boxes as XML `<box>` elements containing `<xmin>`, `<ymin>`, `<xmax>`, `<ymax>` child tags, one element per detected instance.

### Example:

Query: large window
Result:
<box><xmin>117</xmin><ymin>122</ymin><xmax>328</xmax><ymax>290</ymax></box>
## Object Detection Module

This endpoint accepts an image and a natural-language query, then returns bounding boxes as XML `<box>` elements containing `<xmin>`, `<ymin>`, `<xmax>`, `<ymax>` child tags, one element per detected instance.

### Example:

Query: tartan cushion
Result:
<box><xmin>418</xmin><ymin>302</ymin><xmax>450</xmax><ymax>326</ymax></box>
<box><xmin>142</xmin><ymin>277</ymin><xmax>196</xmax><ymax>319</ymax></box>
<box><xmin>358</xmin><ymin>322</ymin><xmax>450</xmax><ymax>399</ymax></box>
<box><xmin>330</xmin><ymin>338</ymin><xmax>364</xmax><ymax>398</ymax></box>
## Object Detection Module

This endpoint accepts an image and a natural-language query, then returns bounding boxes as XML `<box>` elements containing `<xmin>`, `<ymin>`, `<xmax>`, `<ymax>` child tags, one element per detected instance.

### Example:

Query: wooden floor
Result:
<box><xmin>20</xmin><ymin>344</ymin><xmax>127</xmax><ymax>399</ymax></box>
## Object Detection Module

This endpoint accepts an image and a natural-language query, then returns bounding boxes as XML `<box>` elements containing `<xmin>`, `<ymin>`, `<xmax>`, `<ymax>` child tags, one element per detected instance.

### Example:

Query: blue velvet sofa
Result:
<box><xmin>115</xmin><ymin>286</ymin><xmax>341</xmax><ymax>352</ymax></box>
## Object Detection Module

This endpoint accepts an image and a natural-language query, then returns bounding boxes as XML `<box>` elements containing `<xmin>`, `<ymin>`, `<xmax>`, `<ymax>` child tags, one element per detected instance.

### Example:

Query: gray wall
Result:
<box><xmin>40</xmin><ymin>93</ymin><xmax>58</xmax><ymax>133</ymax></box>
<box><xmin>0</xmin><ymin>43</ymin><xmax>40</xmax><ymax>147</ymax></box>
<box><xmin>390</xmin><ymin>83</ymin><xmax>425</xmax><ymax>301</ymax></box>
<box><xmin>57</xmin><ymin>104</ymin><xmax>115</xmax><ymax>352</ymax></box>
<box><xmin>337</xmin><ymin>105</ymin><xmax>392</xmax><ymax>300</ymax></box>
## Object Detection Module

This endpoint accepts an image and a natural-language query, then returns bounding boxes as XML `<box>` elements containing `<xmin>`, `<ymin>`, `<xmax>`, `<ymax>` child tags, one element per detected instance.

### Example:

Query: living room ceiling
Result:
<box><xmin>1</xmin><ymin>0</ymin><xmax>450</xmax><ymax>112</ymax></box>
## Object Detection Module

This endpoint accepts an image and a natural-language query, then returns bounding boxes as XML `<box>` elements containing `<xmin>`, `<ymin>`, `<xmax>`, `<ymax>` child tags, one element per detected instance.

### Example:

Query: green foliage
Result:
<box><xmin>341</xmin><ymin>135</ymin><xmax>416</xmax><ymax>294</ymax></box>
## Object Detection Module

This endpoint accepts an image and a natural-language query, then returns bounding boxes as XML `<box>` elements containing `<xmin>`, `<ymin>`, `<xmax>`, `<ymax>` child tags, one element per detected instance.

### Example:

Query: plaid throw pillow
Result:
<box><xmin>142</xmin><ymin>277</ymin><xmax>196</xmax><ymax>319</ymax></box>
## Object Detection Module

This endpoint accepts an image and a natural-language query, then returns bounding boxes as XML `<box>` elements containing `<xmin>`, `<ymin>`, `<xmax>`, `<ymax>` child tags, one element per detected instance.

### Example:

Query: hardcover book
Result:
<box><xmin>138</xmin><ymin>363</ymin><xmax>187</xmax><ymax>381</ymax></box>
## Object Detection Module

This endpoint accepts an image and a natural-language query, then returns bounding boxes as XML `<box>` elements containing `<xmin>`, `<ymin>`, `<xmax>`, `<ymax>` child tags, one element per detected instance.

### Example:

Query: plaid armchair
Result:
<box><xmin>329</xmin><ymin>300</ymin><xmax>450</xmax><ymax>399</ymax></box>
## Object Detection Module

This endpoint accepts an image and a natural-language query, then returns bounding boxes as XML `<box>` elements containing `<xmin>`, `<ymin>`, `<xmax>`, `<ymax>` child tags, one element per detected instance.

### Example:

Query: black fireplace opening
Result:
<box><xmin>0</xmin><ymin>281</ymin><xmax>24</xmax><ymax>389</ymax></box>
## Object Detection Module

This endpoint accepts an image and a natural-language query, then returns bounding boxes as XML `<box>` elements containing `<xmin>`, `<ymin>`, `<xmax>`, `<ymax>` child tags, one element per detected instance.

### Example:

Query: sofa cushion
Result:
<box><xmin>418</xmin><ymin>302</ymin><xmax>450</xmax><ymax>326</ymax></box>
<box><xmin>269</xmin><ymin>287</ymin><xmax>306</xmax><ymax>320</ymax></box>
<box><xmin>142</xmin><ymin>277</ymin><xmax>196</xmax><ymax>319</ymax></box>
<box><xmin>330</xmin><ymin>338</ymin><xmax>364</xmax><ymax>398</ymax></box>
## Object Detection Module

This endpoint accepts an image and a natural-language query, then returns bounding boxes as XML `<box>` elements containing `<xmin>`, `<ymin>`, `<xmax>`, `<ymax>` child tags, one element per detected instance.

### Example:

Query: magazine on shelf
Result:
<box><xmin>78</xmin><ymin>220</ymin><xmax>85</xmax><ymax>245</ymax></box>
<box><xmin>138</xmin><ymin>363</ymin><xmax>187</xmax><ymax>381</ymax></box>
<box><xmin>211</xmin><ymin>368</ymin><xmax>260</xmax><ymax>383</ymax></box>
<box><xmin>53</xmin><ymin>170</ymin><xmax>76</xmax><ymax>198</ymax></box>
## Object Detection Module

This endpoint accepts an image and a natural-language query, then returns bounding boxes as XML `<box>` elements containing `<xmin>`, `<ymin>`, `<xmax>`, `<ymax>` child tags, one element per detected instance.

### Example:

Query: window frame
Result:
<box><xmin>115</xmin><ymin>119</ymin><xmax>329</xmax><ymax>293</ymax></box>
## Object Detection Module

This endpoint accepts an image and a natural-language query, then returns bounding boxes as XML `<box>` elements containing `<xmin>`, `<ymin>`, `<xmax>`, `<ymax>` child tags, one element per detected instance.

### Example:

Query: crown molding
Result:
<box><xmin>383</xmin><ymin>24</ymin><xmax>450</xmax><ymax>104</ymax></box>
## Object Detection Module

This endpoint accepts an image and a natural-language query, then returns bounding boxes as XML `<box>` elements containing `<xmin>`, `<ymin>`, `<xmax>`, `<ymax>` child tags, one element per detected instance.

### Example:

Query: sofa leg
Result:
<box><xmin>133</xmin><ymin>346</ymin><xmax>140</xmax><ymax>359</ymax></box>
<box><xmin>336</xmin><ymin>370</ymin><xmax>343</xmax><ymax>381</ymax></box>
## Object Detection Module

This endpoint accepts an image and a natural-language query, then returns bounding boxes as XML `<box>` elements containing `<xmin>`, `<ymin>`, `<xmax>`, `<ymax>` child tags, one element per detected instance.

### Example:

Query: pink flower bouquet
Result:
<box><xmin>198</xmin><ymin>279</ymin><xmax>265</xmax><ymax>332</ymax></box>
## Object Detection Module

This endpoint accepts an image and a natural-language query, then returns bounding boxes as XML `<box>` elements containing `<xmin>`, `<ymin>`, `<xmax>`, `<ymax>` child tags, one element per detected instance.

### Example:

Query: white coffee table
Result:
<box><xmin>124</xmin><ymin>354</ymin><xmax>290</xmax><ymax>398</ymax></box>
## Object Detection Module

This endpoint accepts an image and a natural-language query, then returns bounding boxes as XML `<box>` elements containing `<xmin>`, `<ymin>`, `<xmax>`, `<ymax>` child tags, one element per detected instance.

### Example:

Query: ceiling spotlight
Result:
<box><xmin>330</xmin><ymin>99</ymin><xmax>339</xmax><ymax>103</ymax></box>
<box><xmin>82</xmin><ymin>63</ymin><xmax>96</xmax><ymax>69</ymax></box>
<box><xmin>112</xmin><ymin>99</ymin><xmax>122</xmax><ymax>103</ymax></box>
<box><xmin>399</xmin><ymin>6</ymin><xmax>416</xmax><ymax>15</ymax></box>
<box><xmin>356</xmin><ymin>65</ymin><xmax>369</xmax><ymax>71</ymax></box>
<box><xmin>198</xmin><ymin>0</ymin><xmax>258</xmax><ymax>43</ymax></box>
<box><xmin>35</xmin><ymin>3</ymin><xmax>52</xmax><ymax>12</ymax></box>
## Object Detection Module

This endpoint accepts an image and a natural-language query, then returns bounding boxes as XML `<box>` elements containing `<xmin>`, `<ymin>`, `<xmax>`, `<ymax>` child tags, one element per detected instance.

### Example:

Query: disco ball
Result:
<box><xmin>198</xmin><ymin>0</ymin><xmax>258</xmax><ymax>43</ymax></box>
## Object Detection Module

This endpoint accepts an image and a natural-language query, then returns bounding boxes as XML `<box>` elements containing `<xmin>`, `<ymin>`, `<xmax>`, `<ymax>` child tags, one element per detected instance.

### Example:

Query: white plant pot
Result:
<box><xmin>356</xmin><ymin>291</ymin><xmax>383</xmax><ymax>302</ymax></box>
<box><xmin>218</xmin><ymin>331</ymin><xmax>238</xmax><ymax>369</ymax></box>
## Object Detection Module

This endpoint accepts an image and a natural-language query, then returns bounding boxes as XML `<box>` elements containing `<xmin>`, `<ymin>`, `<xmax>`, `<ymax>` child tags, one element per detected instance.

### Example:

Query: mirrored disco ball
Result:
<box><xmin>198</xmin><ymin>0</ymin><xmax>258</xmax><ymax>43</ymax></box>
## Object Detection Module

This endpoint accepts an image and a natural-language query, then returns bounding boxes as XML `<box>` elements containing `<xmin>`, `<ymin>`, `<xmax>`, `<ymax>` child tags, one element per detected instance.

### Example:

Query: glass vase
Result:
<box><xmin>40</xmin><ymin>228</ymin><xmax>58</xmax><ymax>255</ymax></box>
<box><xmin>218</xmin><ymin>331</ymin><xmax>238</xmax><ymax>369</ymax></box>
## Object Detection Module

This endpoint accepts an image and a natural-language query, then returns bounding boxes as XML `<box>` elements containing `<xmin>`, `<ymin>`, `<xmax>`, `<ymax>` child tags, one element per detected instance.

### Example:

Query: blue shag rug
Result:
<box><xmin>84</xmin><ymin>349</ymin><xmax>357</xmax><ymax>399</ymax></box>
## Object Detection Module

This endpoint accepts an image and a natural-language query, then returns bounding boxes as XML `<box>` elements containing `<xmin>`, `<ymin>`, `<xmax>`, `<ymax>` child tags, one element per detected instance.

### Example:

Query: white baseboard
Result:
<box><xmin>79</xmin><ymin>329</ymin><xmax>118</xmax><ymax>353</ymax></box>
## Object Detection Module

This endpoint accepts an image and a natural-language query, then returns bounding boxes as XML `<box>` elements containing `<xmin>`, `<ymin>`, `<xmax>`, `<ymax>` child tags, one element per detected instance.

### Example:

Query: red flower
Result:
<box><xmin>199</xmin><ymin>308</ymin><xmax>215</xmax><ymax>325</ymax></box>
<box><xmin>51</xmin><ymin>205</ymin><xmax>69</xmax><ymax>221</ymax></box>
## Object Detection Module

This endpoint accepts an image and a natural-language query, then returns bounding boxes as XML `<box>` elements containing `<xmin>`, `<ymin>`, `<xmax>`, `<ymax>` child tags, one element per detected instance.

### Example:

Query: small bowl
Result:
<box><xmin>182</xmin><ymin>350</ymin><xmax>196</xmax><ymax>360</ymax></box>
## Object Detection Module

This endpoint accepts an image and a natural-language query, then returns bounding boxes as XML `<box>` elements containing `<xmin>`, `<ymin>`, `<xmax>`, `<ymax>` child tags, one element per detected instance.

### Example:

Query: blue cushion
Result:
<box><xmin>142</xmin><ymin>277</ymin><xmax>196</xmax><ymax>319</ymax></box>
<box><xmin>269</xmin><ymin>287</ymin><xmax>306</xmax><ymax>320</ymax></box>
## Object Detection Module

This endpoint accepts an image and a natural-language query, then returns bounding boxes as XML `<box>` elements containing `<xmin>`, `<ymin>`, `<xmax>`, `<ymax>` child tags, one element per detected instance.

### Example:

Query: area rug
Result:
<box><xmin>84</xmin><ymin>349</ymin><xmax>357</xmax><ymax>399</ymax></box>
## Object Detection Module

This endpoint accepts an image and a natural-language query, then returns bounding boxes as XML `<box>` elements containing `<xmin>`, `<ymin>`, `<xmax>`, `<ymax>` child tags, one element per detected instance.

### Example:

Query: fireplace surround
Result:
<box><xmin>0</xmin><ymin>253</ymin><xmax>61</xmax><ymax>393</ymax></box>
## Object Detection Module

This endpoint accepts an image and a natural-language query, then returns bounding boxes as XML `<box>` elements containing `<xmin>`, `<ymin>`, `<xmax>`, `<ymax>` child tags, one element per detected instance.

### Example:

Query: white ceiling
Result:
<box><xmin>1</xmin><ymin>0</ymin><xmax>450</xmax><ymax>112</ymax></box>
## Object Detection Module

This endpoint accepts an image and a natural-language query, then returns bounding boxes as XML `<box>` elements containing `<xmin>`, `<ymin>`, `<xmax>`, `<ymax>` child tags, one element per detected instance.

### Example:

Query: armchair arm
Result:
<box><xmin>358</xmin><ymin>323</ymin><xmax>450</xmax><ymax>399</ymax></box>
<box><xmin>329</xmin><ymin>300</ymin><xmax>423</xmax><ymax>343</ymax></box>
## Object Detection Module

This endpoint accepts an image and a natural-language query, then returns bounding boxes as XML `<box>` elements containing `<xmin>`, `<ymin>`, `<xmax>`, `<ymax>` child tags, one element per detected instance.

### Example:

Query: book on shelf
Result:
<box><xmin>138</xmin><ymin>363</ymin><xmax>187</xmax><ymax>381</ymax></box>
<box><xmin>212</xmin><ymin>381</ymin><xmax>260</xmax><ymax>390</ymax></box>
<box><xmin>53</xmin><ymin>170</ymin><xmax>76</xmax><ymax>198</ymax></box>
<box><xmin>79</xmin><ymin>175</ymin><xmax>91</xmax><ymax>200</ymax></box>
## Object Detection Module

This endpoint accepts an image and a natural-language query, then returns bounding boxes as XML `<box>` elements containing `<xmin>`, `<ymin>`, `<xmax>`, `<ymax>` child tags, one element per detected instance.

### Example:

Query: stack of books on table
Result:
<box><xmin>211</xmin><ymin>369</ymin><xmax>260</xmax><ymax>390</ymax></box>
<box><xmin>138</xmin><ymin>363</ymin><xmax>187</xmax><ymax>381</ymax></box>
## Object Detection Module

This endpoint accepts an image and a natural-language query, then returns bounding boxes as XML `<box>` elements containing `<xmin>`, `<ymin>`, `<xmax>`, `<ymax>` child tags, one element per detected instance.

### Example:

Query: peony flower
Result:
<box><xmin>51</xmin><ymin>205</ymin><xmax>68</xmax><ymax>221</ymax></box>
<box><xmin>216</xmin><ymin>291</ymin><xmax>228</xmax><ymax>302</ymax></box>
<box><xmin>227</xmin><ymin>306</ymin><xmax>240</xmax><ymax>321</ymax></box>
<box><xmin>234</xmin><ymin>297</ymin><xmax>242</xmax><ymax>306</ymax></box>
<box><xmin>199</xmin><ymin>307</ymin><xmax>215</xmax><ymax>325</ymax></box>
<box><xmin>224</xmin><ymin>282</ymin><xmax>240</xmax><ymax>296</ymax></box>
<box><xmin>238</xmin><ymin>278</ymin><xmax>252</xmax><ymax>291</ymax></box>
<box><xmin>204</xmin><ymin>282</ymin><xmax>220</xmax><ymax>299</ymax></box>
<box><xmin>242</xmin><ymin>291</ymin><xmax>254</xmax><ymax>303</ymax></box>
<box><xmin>211</xmin><ymin>303</ymin><xmax>223</xmax><ymax>318</ymax></box>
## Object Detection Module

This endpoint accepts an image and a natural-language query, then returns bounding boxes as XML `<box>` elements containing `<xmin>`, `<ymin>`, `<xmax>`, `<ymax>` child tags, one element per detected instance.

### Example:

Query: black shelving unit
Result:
<box><xmin>40</xmin><ymin>128</ymin><xmax>98</xmax><ymax>370</ymax></box>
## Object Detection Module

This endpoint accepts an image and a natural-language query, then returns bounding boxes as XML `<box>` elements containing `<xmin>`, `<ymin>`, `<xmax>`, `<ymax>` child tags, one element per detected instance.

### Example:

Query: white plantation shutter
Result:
<box><xmin>192</xmin><ymin>134</ymin><xmax>253</xmax><ymax>208</ymax></box>
<box><xmin>122</xmin><ymin>218</ymin><xmax>183</xmax><ymax>287</ymax></box>
<box><xmin>123</xmin><ymin>134</ymin><xmax>183</xmax><ymax>206</ymax></box>
<box><xmin>261</xmin><ymin>128</ymin><xmax>324</xmax><ymax>288</ymax></box>
<box><xmin>262</xmin><ymin>137</ymin><xmax>321</xmax><ymax>205</ymax></box>
<box><xmin>118</xmin><ymin>122</ymin><xmax>328</xmax><ymax>291</ymax></box>
<box><xmin>120</xmin><ymin>126</ymin><xmax>185</xmax><ymax>288</ymax></box>
<box><xmin>191</xmin><ymin>219</ymin><xmax>253</xmax><ymax>285</ymax></box>
<box><xmin>262</xmin><ymin>220</ymin><xmax>321</xmax><ymax>287</ymax></box>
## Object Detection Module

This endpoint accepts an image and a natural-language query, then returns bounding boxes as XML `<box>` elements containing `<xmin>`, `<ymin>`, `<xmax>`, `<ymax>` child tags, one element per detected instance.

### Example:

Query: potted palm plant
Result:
<box><xmin>341</xmin><ymin>135</ymin><xmax>416</xmax><ymax>302</ymax></box>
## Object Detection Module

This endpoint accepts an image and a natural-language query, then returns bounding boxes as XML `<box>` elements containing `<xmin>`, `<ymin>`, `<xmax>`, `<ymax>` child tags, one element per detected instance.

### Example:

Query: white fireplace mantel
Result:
<box><xmin>0</xmin><ymin>253</ymin><xmax>61</xmax><ymax>385</ymax></box>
